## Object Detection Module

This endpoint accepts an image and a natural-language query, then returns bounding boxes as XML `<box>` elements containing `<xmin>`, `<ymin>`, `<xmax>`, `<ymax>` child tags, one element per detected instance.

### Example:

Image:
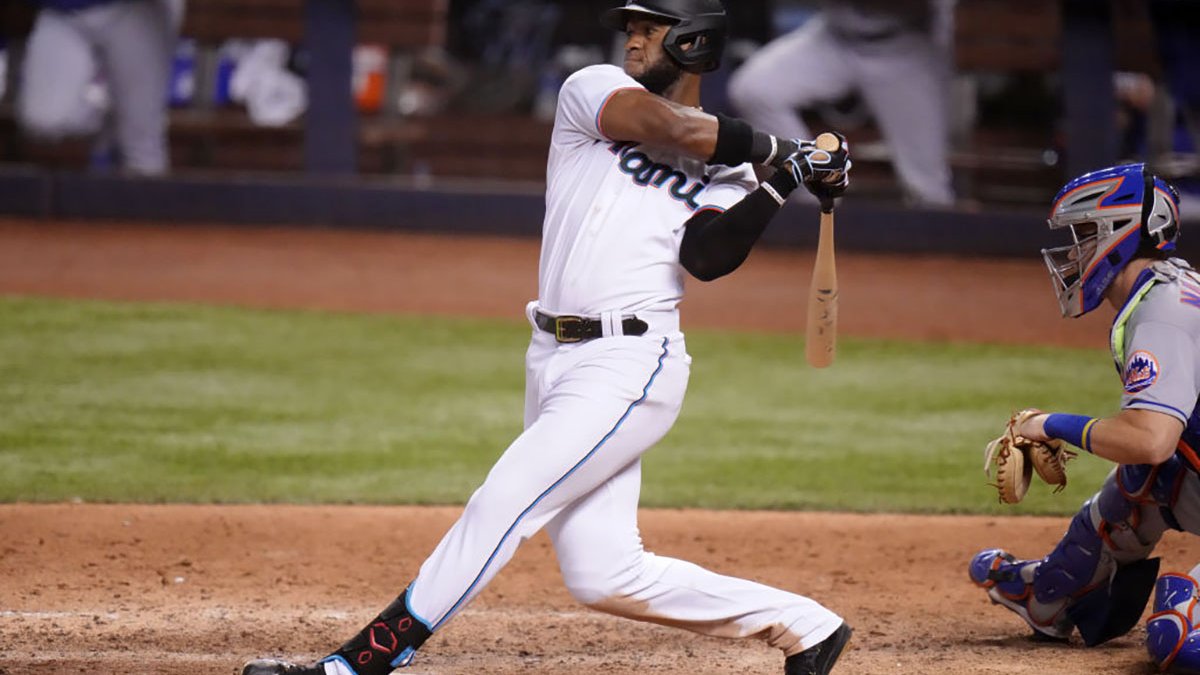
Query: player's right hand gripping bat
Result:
<box><xmin>805</xmin><ymin>132</ymin><xmax>841</xmax><ymax>369</ymax></box>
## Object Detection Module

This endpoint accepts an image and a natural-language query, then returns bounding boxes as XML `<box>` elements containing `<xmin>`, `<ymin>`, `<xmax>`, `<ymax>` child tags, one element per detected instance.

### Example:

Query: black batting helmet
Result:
<box><xmin>600</xmin><ymin>0</ymin><xmax>728</xmax><ymax>73</ymax></box>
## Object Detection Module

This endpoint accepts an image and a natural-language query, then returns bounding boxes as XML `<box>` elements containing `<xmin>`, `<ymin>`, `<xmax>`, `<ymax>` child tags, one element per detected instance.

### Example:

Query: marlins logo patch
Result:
<box><xmin>1124</xmin><ymin>350</ymin><xmax>1160</xmax><ymax>393</ymax></box>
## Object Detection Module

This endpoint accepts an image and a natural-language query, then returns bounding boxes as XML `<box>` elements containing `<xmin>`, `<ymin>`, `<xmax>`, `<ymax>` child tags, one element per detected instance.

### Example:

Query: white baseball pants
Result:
<box><xmin>405</xmin><ymin>313</ymin><xmax>843</xmax><ymax>658</ymax></box>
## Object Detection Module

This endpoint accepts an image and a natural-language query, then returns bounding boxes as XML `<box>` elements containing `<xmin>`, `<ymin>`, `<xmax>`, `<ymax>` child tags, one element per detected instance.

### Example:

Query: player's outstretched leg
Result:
<box><xmin>242</xmin><ymin>589</ymin><xmax>430</xmax><ymax>675</ymax></box>
<box><xmin>549</xmin><ymin>459</ymin><xmax>849</xmax><ymax>673</ymax></box>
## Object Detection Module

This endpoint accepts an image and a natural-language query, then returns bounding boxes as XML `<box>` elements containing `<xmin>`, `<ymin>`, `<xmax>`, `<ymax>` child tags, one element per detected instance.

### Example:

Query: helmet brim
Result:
<box><xmin>600</xmin><ymin>5</ymin><xmax>682</xmax><ymax>31</ymax></box>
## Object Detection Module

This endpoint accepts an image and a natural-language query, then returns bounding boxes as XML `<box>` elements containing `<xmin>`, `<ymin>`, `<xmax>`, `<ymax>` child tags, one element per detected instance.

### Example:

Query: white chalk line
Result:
<box><xmin>0</xmin><ymin>606</ymin><xmax>607</xmax><ymax>622</ymax></box>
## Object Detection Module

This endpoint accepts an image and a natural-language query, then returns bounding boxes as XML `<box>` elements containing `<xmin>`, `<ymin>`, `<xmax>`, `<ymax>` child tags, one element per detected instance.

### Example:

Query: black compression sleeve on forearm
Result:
<box><xmin>709</xmin><ymin>114</ymin><xmax>754</xmax><ymax>167</ymax></box>
<box><xmin>679</xmin><ymin>186</ymin><xmax>783</xmax><ymax>281</ymax></box>
<box><xmin>710</xmin><ymin>113</ymin><xmax>786</xmax><ymax>167</ymax></box>
<box><xmin>764</xmin><ymin>166</ymin><xmax>802</xmax><ymax>199</ymax></box>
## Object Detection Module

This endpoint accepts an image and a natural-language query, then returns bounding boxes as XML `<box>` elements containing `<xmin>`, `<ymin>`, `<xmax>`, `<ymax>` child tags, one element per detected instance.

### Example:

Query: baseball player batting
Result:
<box><xmin>968</xmin><ymin>164</ymin><xmax>1200</xmax><ymax>673</ymax></box>
<box><xmin>242</xmin><ymin>2</ymin><xmax>852</xmax><ymax>674</ymax></box>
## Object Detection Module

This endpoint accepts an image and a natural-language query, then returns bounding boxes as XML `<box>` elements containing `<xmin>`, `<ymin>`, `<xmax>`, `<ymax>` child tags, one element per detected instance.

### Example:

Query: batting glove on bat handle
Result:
<box><xmin>774</xmin><ymin>133</ymin><xmax>852</xmax><ymax>204</ymax></box>
<box><xmin>810</xmin><ymin>157</ymin><xmax>851</xmax><ymax>212</ymax></box>
<box><xmin>806</xmin><ymin>132</ymin><xmax>851</xmax><ymax>209</ymax></box>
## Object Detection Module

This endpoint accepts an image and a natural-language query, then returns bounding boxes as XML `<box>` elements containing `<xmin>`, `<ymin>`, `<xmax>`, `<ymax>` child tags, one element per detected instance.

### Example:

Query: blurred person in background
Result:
<box><xmin>728</xmin><ymin>0</ymin><xmax>956</xmax><ymax>207</ymax></box>
<box><xmin>16</xmin><ymin>0</ymin><xmax>183</xmax><ymax>176</ymax></box>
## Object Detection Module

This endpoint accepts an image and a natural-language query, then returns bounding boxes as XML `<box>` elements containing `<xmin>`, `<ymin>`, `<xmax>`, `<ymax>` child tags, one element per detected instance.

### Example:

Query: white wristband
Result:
<box><xmin>763</xmin><ymin>136</ymin><xmax>778</xmax><ymax>166</ymax></box>
<box><xmin>761</xmin><ymin>181</ymin><xmax>786</xmax><ymax>206</ymax></box>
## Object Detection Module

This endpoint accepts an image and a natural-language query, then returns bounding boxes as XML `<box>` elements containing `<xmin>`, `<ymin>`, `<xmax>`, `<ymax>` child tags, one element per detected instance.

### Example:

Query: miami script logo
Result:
<box><xmin>609</xmin><ymin>141</ymin><xmax>709</xmax><ymax>211</ymax></box>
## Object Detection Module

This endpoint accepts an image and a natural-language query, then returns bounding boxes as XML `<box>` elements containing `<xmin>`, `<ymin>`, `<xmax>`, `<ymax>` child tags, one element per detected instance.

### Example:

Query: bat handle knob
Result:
<box><xmin>815</xmin><ymin>132</ymin><xmax>841</xmax><ymax>153</ymax></box>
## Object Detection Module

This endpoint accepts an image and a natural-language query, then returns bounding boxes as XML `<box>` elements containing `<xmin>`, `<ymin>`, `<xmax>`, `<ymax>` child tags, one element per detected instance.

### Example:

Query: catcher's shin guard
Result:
<box><xmin>968</xmin><ymin>549</ymin><xmax>1073</xmax><ymax>640</ymax></box>
<box><xmin>324</xmin><ymin>589</ymin><xmax>432</xmax><ymax>675</ymax></box>
<box><xmin>1033</xmin><ymin>500</ymin><xmax>1106</xmax><ymax>604</ymax></box>
<box><xmin>1147</xmin><ymin>569</ymin><xmax>1200</xmax><ymax>674</ymax></box>
<box><xmin>1037</xmin><ymin>489</ymin><xmax>1164</xmax><ymax>646</ymax></box>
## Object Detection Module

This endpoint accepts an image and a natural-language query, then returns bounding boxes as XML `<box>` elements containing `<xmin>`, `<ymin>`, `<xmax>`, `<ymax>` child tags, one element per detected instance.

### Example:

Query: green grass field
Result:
<box><xmin>0</xmin><ymin>295</ymin><xmax>1119</xmax><ymax>515</ymax></box>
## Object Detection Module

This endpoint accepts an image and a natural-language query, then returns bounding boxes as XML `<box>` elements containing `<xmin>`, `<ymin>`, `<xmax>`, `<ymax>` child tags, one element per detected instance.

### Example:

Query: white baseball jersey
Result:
<box><xmin>538</xmin><ymin>64</ymin><xmax>757</xmax><ymax>317</ymax></box>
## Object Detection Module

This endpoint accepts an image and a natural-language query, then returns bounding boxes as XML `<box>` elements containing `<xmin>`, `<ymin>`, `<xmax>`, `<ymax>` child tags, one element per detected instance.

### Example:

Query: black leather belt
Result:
<box><xmin>535</xmin><ymin>310</ymin><xmax>648</xmax><ymax>343</ymax></box>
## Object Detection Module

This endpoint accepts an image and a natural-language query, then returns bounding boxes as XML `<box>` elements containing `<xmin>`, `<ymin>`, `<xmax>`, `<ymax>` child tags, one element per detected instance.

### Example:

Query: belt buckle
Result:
<box><xmin>554</xmin><ymin>315</ymin><xmax>584</xmax><ymax>343</ymax></box>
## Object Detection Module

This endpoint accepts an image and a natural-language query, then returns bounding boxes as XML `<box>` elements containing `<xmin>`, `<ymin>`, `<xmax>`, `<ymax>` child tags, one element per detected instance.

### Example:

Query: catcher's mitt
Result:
<box><xmin>983</xmin><ymin>409</ymin><xmax>1078</xmax><ymax>504</ymax></box>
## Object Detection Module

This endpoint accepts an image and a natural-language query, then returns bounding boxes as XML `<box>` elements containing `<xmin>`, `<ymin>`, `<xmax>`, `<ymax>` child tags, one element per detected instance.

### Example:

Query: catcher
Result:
<box><xmin>968</xmin><ymin>163</ymin><xmax>1200</xmax><ymax>673</ymax></box>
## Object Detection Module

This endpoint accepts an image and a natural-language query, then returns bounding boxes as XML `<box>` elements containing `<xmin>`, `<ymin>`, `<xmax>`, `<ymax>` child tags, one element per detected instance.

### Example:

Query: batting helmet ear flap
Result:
<box><xmin>600</xmin><ymin>0</ymin><xmax>728</xmax><ymax>73</ymax></box>
<box><xmin>661</xmin><ymin>11</ymin><xmax>727</xmax><ymax>73</ymax></box>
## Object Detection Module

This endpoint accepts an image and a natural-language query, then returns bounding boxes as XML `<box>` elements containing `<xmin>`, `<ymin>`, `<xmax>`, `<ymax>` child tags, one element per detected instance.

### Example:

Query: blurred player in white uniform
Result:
<box><xmin>243</xmin><ymin>2</ymin><xmax>853</xmax><ymax>674</ymax></box>
<box><xmin>729</xmin><ymin>0</ymin><xmax>955</xmax><ymax>206</ymax></box>
<box><xmin>17</xmin><ymin>0</ymin><xmax>183</xmax><ymax>175</ymax></box>
<box><xmin>968</xmin><ymin>164</ymin><xmax>1200</xmax><ymax>674</ymax></box>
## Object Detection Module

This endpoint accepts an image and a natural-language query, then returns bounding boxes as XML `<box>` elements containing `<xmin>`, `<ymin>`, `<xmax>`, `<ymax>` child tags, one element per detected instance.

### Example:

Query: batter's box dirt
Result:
<box><xmin>2</xmin><ymin>504</ymin><xmax>1196</xmax><ymax>674</ymax></box>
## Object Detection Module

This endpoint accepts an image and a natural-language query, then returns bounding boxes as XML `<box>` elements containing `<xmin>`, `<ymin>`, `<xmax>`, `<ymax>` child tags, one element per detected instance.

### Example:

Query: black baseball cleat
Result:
<box><xmin>784</xmin><ymin>622</ymin><xmax>853</xmax><ymax>675</ymax></box>
<box><xmin>241</xmin><ymin>658</ymin><xmax>327</xmax><ymax>675</ymax></box>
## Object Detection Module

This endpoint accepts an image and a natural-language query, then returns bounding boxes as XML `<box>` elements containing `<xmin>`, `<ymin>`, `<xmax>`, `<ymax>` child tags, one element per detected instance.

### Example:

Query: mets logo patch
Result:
<box><xmin>1124</xmin><ymin>350</ymin><xmax>1160</xmax><ymax>393</ymax></box>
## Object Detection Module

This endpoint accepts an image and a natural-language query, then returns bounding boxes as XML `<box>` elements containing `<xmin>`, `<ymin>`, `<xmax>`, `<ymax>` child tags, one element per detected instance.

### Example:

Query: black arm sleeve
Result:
<box><xmin>710</xmin><ymin>114</ymin><xmax>800</xmax><ymax>168</ymax></box>
<box><xmin>679</xmin><ymin>173</ymin><xmax>792</xmax><ymax>281</ymax></box>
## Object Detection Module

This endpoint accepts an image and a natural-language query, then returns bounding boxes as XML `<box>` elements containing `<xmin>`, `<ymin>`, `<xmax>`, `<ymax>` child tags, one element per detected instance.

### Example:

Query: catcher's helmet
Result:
<box><xmin>1042</xmin><ymin>163</ymin><xmax>1181</xmax><ymax>317</ymax></box>
<box><xmin>600</xmin><ymin>0</ymin><xmax>728</xmax><ymax>73</ymax></box>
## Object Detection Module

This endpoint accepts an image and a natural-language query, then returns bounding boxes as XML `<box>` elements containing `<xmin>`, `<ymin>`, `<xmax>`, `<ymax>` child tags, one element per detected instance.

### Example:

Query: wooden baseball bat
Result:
<box><xmin>805</xmin><ymin>132</ymin><xmax>841</xmax><ymax>369</ymax></box>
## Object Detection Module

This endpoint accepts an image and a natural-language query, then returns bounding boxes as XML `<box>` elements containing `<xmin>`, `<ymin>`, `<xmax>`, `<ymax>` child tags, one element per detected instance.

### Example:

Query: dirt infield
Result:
<box><xmin>0</xmin><ymin>219</ymin><xmax>1186</xmax><ymax>675</ymax></box>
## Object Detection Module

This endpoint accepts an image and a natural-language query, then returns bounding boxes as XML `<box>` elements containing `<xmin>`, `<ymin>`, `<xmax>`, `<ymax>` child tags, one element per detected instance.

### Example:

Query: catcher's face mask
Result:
<box><xmin>1041</xmin><ymin>163</ymin><xmax>1181</xmax><ymax>318</ymax></box>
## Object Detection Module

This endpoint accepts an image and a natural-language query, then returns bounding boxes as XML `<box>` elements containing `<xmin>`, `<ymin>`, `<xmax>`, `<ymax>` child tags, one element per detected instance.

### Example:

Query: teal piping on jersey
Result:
<box><xmin>595</xmin><ymin>86</ymin><xmax>645</xmax><ymax>140</ymax></box>
<box><xmin>425</xmin><ymin>337</ymin><xmax>672</xmax><ymax>632</ymax></box>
